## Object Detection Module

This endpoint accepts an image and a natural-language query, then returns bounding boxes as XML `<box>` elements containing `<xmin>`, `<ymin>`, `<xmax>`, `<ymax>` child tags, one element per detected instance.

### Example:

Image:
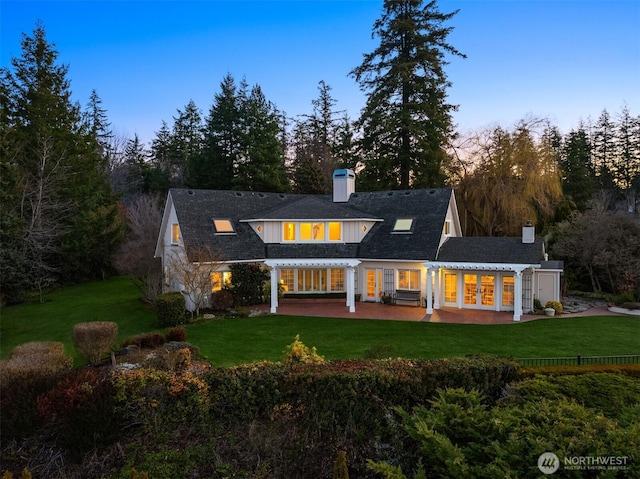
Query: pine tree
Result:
<box><xmin>560</xmin><ymin>126</ymin><xmax>596</xmax><ymax>211</ymax></box>
<box><xmin>350</xmin><ymin>0</ymin><xmax>465</xmax><ymax>190</ymax></box>
<box><xmin>2</xmin><ymin>22</ymin><xmax>123</xmax><ymax>289</ymax></box>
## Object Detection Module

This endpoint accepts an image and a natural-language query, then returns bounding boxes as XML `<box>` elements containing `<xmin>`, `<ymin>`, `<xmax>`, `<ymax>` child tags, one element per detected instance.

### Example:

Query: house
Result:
<box><xmin>155</xmin><ymin>169</ymin><xmax>562</xmax><ymax>321</ymax></box>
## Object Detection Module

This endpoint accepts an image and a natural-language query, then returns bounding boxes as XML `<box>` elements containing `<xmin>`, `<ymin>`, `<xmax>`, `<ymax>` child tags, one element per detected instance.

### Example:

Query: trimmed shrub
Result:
<box><xmin>228</xmin><ymin>263</ymin><xmax>269</xmax><ymax>305</ymax></box>
<box><xmin>0</xmin><ymin>342</ymin><xmax>73</xmax><ymax>439</ymax></box>
<box><xmin>166</xmin><ymin>326</ymin><xmax>187</xmax><ymax>342</ymax></box>
<box><xmin>155</xmin><ymin>291</ymin><xmax>186</xmax><ymax>327</ymax></box>
<box><xmin>210</xmin><ymin>289</ymin><xmax>234</xmax><ymax>311</ymax></box>
<box><xmin>72</xmin><ymin>321</ymin><xmax>118</xmax><ymax>365</ymax></box>
<box><xmin>519</xmin><ymin>363</ymin><xmax>640</xmax><ymax>378</ymax></box>
<box><xmin>122</xmin><ymin>332</ymin><xmax>166</xmax><ymax>349</ymax></box>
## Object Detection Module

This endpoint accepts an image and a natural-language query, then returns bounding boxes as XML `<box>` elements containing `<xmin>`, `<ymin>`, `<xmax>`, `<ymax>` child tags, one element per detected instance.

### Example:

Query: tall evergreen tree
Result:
<box><xmin>350</xmin><ymin>0</ymin><xmax>465</xmax><ymax>190</ymax></box>
<box><xmin>591</xmin><ymin>109</ymin><xmax>617</xmax><ymax>191</ymax></box>
<box><xmin>614</xmin><ymin>105</ymin><xmax>640</xmax><ymax>191</ymax></box>
<box><xmin>1</xmin><ymin>22</ymin><xmax>122</xmax><ymax>290</ymax></box>
<box><xmin>235</xmin><ymin>84</ymin><xmax>288</xmax><ymax>192</ymax></box>
<box><xmin>560</xmin><ymin>126</ymin><xmax>596</xmax><ymax>212</ymax></box>
<box><xmin>291</xmin><ymin>81</ymin><xmax>353</xmax><ymax>193</ymax></box>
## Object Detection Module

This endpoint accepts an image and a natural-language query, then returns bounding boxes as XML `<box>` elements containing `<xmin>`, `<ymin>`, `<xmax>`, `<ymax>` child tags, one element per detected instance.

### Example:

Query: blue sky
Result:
<box><xmin>1</xmin><ymin>0</ymin><xmax>639</xmax><ymax>146</ymax></box>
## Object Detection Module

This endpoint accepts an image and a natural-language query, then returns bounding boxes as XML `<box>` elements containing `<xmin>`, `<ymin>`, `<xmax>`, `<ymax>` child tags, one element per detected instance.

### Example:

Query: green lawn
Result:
<box><xmin>1</xmin><ymin>277</ymin><xmax>638</xmax><ymax>366</ymax></box>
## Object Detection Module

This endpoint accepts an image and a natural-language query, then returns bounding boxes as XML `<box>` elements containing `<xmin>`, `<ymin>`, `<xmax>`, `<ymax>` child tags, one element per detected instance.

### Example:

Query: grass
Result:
<box><xmin>1</xmin><ymin>277</ymin><xmax>638</xmax><ymax>367</ymax></box>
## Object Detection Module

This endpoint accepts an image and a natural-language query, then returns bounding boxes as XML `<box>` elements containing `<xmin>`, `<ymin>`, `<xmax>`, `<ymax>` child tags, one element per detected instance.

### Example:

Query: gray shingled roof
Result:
<box><xmin>169</xmin><ymin>187</ymin><xmax>452</xmax><ymax>262</ymax></box>
<box><xmin>436</xmin><ymin>237</ymin><xmax>545</xmax><ymax>264</ymax></box>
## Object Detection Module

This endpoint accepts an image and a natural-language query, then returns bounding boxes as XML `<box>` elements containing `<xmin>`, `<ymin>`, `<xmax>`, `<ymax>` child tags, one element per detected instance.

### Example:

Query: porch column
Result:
<box><xmin>346</xmin><ymin>265</ymin><xmax>356</xmax><ymax>313</ymax></box>
<box><xmin>425</xmin><ymin>268</ymin><xmax>433</xmax><ymax>314</ymax></box>
<box><xmin>513</xmin><ymin>270</ymin><xmax>523</xmax><ymax>322</ymax></box>
<box><xmin>433</xmin><ymin>267</ymin><xmax>441</xmax><ymax>310</ymax></box>
<box><xmin>269</xmin><ymin>266</ymin><xmax>279</xmax><ymax>313</ymax></box>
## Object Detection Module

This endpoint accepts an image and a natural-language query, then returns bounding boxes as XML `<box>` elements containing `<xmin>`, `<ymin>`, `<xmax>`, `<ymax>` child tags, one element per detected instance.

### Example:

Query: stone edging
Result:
<box><xmin>608</xmin><ymin>306</ymin><xmax>640</xmax><ymax>316</ymax></box>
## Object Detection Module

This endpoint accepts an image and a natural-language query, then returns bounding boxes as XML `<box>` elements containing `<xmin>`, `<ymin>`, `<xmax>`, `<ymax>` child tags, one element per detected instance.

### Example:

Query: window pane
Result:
<box><xmin>502</xmin><ymin>276</ymin><xmax>514</xmax><ymax>306</ymax></box>
<box><xmin>393</xmin><ymin>218</ymin><xmax>413</xmax><ymax>231</ymax></box>
<box><xmin>213</xmin><ymin>219</ymin><xmax>234</xmax><ymax>233</ymax></box>
<box><xmin>444</xmin><ymin>273</ymin><xmax>457</xmax><ymax>302</ymax></box>
<box><xmin>330</xmin><ymin>269</ymin><xmax>344</xmax><ymax>291</ymax></box>
<box><xmin>398</xmin><ymin>271</ymin><xmax>409</xmax><ymax>289</ymax></box>
<box><xmin>329</xmin><ymin>222</ymin><xmax>341</xmax><ymax>241</ymax></box>
<box><xmin>312</xmin><ymin>223</ymin><xmax>325</xmax><ymax>240</ymax></box>
<box><xmin>280</xmin><ymin>269</ymin><xmax>294</xmax><ymax>292</ymax></box>
<box><xmin>410</xmin><ymin>271</ymin><xmax>419</xmax><ymax>289</ymax></box>
<box><xmin>300</xmin><ymin>223</ymin><xmax>312</xmax><ymax>240</ymax></box>
<box><xmin>283</xmin><ymin>222</ymin><xmax>296</xmax><ymax>241</ymax></box>
<box><xmin>171</xmin><ymin>223</ymin><xmax>180</xmax><ymax>243</ymax></box>
<box><xmin>211</xmin><ymin>272</ymin><xmax>222</xmax><ymax>291</ymax></box>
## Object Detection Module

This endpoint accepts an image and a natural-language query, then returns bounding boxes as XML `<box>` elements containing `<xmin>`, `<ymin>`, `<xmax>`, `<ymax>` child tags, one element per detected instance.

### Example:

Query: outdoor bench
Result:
<box><xmin>393</xmin><ymin>290</ymin><xmax>421</xmax><ymax>307</ymax></box>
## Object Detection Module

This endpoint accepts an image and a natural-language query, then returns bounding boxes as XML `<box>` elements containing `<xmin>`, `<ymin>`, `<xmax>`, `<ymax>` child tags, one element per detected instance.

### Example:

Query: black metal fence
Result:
<box><xmin>515</xmin><ymin>354</ymin><xmax>640</xmax><ymax>367</ymax></box>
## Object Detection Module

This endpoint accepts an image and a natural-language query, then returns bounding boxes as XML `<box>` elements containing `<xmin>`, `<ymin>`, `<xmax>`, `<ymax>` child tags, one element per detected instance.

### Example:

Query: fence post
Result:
<box><xmin>577</xmin><ymin>354</ymin><xmax>581</xmax><ymax>366</ymax></box>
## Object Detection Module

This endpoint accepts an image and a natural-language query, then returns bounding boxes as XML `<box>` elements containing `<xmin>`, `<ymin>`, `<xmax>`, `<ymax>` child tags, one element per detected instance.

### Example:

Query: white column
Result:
<box><xmin>347</xmin><ymin>266</ymin><xmax>356</xmax><ymax>313</ymax></box>
<box><xmin>426</xmin><ymin>268</ymin><xmax>433</xmax><ymax>314</ymax></box>
<box><xmin>270</xmin><ymin>266</ymin><xmax>279</xmax><ymax>313</ymax></box>
<box><xmin>513</xmin><ymin>270</ymin><xmax>523</xmax><ymax>322</ymax></box>
<box><xmin>433</xmin><ymin>267</ymin><xmax>441</xmax><ymax>310</ymax></box>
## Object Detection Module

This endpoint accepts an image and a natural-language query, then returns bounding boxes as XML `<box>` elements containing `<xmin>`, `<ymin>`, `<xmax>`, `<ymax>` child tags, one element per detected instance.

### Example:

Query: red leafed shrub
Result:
<box><xmin>122</xmin><ymin>332</ymin><xmax>166</xmax><ymax>349</ymax></box>
<box><xmin>211</xmin><ymin>290</ymin><xmax>234</xmax><ymax>311</ymax></box>
<box><xmin>166</xmin><ymin>326</ymin><xmax>187</xmax><ymax>343</ymax></box>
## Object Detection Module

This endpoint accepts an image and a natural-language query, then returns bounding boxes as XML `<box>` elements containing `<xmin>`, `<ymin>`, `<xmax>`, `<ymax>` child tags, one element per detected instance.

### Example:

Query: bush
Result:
<box><xmin>155</xmin><ymin>291</ymin><xmax>186</xmax><ymax>327</ymax></box>
<box><xmin>0</xmin><ymin>342</ymin><xmax>73</xmax><ymax>439</ymax></box>
<box><xmin>210</xmin><ymin>289</ymin><xmax>234</xmax><ymax>311</ymax></box>
<box><xmin>112</xmin><ymin>369</ymin><xmax>210</xmax><ymax>435</ymax></box>
<box><xmin>166</xmin><ymin>326</ymin><xmax>187</xmax><ymax>342</ymax></box>
<box><xmin>122</xmin><ymin>332</ymin><xmax>166</xmax><ymax>349</ymax></box>
<box><xmin>36</xmin><ymin>368</ymin><xmax>120</xmax><ymax>460</ymax></box>
<box><xmin>228</xmin><ymin>263</ymin><xmax>269</xmax><ymax>305</ymax></box>
<box><xmin>72</xmin><ymin>321</ymin><xmax>118</xmax><ymax>365</ymax></box>
<box><xmin>284</xmin><ymin>334</ymin><xmax>325</xmax><ymax>365</ymax></box>
<box><xmin>544</xmin><ymin>300</ymin><xmax>563</xmax><ymax>315</ymax></box>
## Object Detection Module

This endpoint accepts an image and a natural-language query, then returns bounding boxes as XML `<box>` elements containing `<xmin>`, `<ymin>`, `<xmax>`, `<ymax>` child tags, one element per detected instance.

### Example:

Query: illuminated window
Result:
<box><xmin>444</xmin><ymin>220</ymin><xmax>451</xmax><ymax>235</ymax></box>
<box><xmin>312</xmin><ymin>222</ymin><xmax>324</xmax><ymax>240</ymax></box>
<box><xmin>213</xmin><ymin>219</ymin><xmax>234</xmax><ymax>233</ymax></box>
<box><xmin>211</xmin><ymin>271</ymin><xmax>232</xmax><ymax>291</ymax></box>
<box><xmin>283</xmin><ymin>222</ymin><xmax>296</xmax><ymax>241</ymax></box>
<box><xmin>330</xmin><ymin>269</ymin><xmax>344</xmax><ymax>291</ymax></box>
<box><xmin>300</xmin><ymin>223</ymin><xmax>312</xmax><ymax>240</ymax></box>
<box><xmin>257</xmin><ymin>225</ymin><xmax>263</xmax><ymax>233</ymax></box>
<box><xmin>280</xmin><ymin>269</ymin><xmax>294</xmax><ymax>292</ymax></box>
<box><xmin>393</xmin><ymin>218</ymin><xmax>413</xmax><ymax>232</ymax></box>
<box><xmin>398</xmin><ymin>270</ymin><xmax>419</xmax><ymax>290</ymax></box>
<box><xmin>444</xmin><ymin>272</ymin><xmax>457</xmax><ymax>302</ymax></box>
<box><xmin>361</xmin><ymin>225</ymin><xmax>367</xmax><ymax>233</ymax></box>
<box><xmin>502</xmin><ymin>276</ymin><xmax>515</xmax><ymax>306</ymax></box>
<box><xmin>171</xmin><ymin>223</ymin><xmax>180</xmax><ymax>244</ymax></box>
<box><xmin>329</xmin><ymin>222</ymin><xmax>341</xmax><ymax>241</ymax></box>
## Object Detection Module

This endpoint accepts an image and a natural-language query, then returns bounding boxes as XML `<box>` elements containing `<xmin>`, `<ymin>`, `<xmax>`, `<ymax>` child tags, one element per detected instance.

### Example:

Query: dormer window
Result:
<box><xmin>393</xmin><ymin>218</ymin><xmax>414</xmax><ymax>233</ymax></box>
<box><xmin>213</xmin><ymin>219</ymin><xmax>235</xmax><ymax>234</ymax></box>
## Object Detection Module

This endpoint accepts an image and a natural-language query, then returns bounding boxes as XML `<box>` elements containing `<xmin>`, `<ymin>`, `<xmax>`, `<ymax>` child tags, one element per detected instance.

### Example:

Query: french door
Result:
<box><xmin>365</xmin><ymin>269</ymin><xmax>384</xmax><ymax>301</ymax></box>
<box><xmin>463</xmin><ymin>273</ymin><xmax>495</xmax><ymax>308</ymax></box>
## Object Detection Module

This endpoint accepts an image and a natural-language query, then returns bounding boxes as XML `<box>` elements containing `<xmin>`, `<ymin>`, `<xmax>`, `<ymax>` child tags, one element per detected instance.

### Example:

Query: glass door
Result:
<box><xmin>463</xmin><ymin>273</ymin><xmax>495</xmax><ymax>308</ymax></box>
<box><xmin>366</xmin><ymin>269</ymin><xmax>384</xmax><ymax>301</ymax></box>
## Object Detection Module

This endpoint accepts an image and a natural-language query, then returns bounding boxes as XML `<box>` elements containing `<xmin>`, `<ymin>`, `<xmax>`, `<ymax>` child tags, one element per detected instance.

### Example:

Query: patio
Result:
<box><xmin>254</xmin><ymin>298</ymin><xmax>618</xmax><ymax>324</ymax></box>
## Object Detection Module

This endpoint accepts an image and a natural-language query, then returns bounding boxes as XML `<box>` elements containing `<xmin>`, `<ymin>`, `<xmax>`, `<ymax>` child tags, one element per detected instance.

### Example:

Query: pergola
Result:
<box><xmin>423</xmin><ymin>262</ymin><xmax>541</xmax><ymax>322</ymax></box>
<box><xmin>264</xmin><ymin>258</ymin><xmax>361</xmax><ymax>314</ymax></box>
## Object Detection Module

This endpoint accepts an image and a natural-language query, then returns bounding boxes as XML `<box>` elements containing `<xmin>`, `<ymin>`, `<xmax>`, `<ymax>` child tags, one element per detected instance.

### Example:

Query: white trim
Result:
<box><xmin>423</xmin><ymin>261</ymin><xmax>541</xmax><ymax>322</ymax></box>
<box><xmin>264</xmin><ymin>259</ymin><xmax>361</xmax><ymax>313</ymax></box>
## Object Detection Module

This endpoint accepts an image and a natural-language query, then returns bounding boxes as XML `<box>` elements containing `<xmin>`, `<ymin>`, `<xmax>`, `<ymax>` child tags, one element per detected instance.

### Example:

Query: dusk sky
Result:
<box><xmin>1</xmin><ymin>0</ymin><xmax>639</xmax><ymax>146</ymax></box>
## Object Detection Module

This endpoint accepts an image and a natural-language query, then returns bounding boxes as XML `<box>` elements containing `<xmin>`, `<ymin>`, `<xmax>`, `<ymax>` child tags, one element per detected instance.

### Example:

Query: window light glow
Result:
<box><xmin>213</xmin><ymin>219</ymin><xmax>234</xmax><ymax>233</ymax></box>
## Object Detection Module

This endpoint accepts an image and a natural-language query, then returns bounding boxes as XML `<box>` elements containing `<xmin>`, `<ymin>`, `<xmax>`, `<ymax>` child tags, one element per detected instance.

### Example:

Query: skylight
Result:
<box><xmin>213</xmin><ymin>219</ymin><xmax>235</xmax><ymax>234</ymax></box>
<box><xmin>393</xmin><ymin>218</ymin><xmax>414</xmax><ymax>232</ymax></box>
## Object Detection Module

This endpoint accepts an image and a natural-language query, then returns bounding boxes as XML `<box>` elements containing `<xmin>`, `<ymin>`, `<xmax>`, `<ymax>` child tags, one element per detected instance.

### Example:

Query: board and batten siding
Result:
<box><xmin>248</xmin><ymin>220</ymin><xmax>378</xmax><ymax>243</ymax></box>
